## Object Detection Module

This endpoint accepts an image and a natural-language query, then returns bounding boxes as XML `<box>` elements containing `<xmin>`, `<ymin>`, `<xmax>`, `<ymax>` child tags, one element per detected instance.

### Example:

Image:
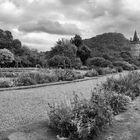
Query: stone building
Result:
<box><xmin>130</xmin><ymin>30</ymin><xmax>140</xmax><ymax>58</ymax></box>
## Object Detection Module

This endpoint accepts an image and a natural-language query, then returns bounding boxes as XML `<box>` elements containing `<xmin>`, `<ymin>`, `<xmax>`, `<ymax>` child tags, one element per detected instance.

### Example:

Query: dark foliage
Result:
<box><xmin>84</xmin><ymin>32</ymin><xmax>131</xmax><ymax>61</ymax></box>
<box><xmin>48</xmin><ymin>55</ymin><xmax>71</xmax><ymax>68</ymax></box>
<box><xmin>71</xmin><ymin>34</ymin><xmax>83</xmax><ymax>47</ymax></box>
<box><xmin>77</xmin><ymin>44</ymin><xmax>91</xmax><ymax>65</ymax></box>
<box><xmin>87</xmin><ymin>57</ymin><xmax>112</xmax><ymax>67</ymax></box>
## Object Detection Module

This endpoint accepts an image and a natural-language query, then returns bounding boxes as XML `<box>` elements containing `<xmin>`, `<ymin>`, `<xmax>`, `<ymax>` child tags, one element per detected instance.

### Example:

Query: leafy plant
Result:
<box><xmin>102</xmin><ymin>72</ymin><xmax>140</xmax><ymax>99</ymax></box>
<box><xmin>113</xmin><ymin>61</ymin><xmax>134</xmax><ymax>70</ymax></box>
<box><xmin>85</xmin><ymin>69</ymin><xmax>99</xmax><ymax>77</ymax></box>
<box><xmin>54</xmin><ymin>69</ymin><xmax>84</xmax><ymax>81</ymax></box>
<box><xmin>0</xmin><ymin>78</ymin><xmax>14</xmax><ymax>88</ymax></box>
<box><xmin>87</xmin><ymin>57</ymin><xmax>112</xmax><ymax>68</ymax></box>
<box><xmin>15</xmin><ymin>72</ymin><xmax>58</xmax><ymax>86</ymax></box>
<box><xmin>48</xmin><ymin>92</ymin><xmax>113</xmax><ymax>140</ymax></box>
<box><xmin>106</xmin><ymin>93</ymin><xmax>131</xmax><ymax>115</ymax></box>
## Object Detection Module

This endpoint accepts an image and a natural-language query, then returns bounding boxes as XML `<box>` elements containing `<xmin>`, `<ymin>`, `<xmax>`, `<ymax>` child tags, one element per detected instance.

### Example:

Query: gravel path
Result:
<box><xmin>0</xmin><ymin>72</ymin><xmax>131</xmax><ymax>131</ymax></box>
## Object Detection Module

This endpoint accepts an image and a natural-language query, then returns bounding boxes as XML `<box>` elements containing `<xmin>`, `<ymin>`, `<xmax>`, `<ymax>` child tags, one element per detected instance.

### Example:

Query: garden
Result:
<box><xmin>48</xmin><ymin>71</ymin><xmax>140</xmax><ymax>140</ymax></box>
<box><xmin>0</xmin><ymin>66</ymin><xmax>126</xmax><ymax>88</ymax></box>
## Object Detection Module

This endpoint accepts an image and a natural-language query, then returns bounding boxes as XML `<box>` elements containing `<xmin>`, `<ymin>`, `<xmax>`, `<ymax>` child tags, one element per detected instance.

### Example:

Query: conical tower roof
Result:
<box><xmin>133</xmin><ymin>30</ymin><xmax>139</xmax><ymax>42</ymax></box>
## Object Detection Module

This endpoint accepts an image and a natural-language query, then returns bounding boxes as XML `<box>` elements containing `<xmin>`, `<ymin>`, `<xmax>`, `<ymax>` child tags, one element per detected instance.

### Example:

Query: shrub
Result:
<box><xmin>113</xmin><ymin>61</ymin><xmax>134</xmax><ymax>70</ymax></box>
<box><xmin>15</xmin><ymin>73</ymin><xmax>36</xmax><ymax>86</ymax></box>
<box><xmin>48</xmin><ymin>93</ymin><xmax>113</xmax><ymax>140</ymax></box>
<box><xmin>80</xmin><ymin>66</ymin><xmax>89</xmax><ymax>70</ymax></box>
<box><xmin>96</xmin><ymin>68</ymin><xmax>105</xmax><ymax>75</ymax></box>
<box><xmin>48</xmin><ymin>55</ymin><xmax>71</xmax><ymax>68</ymax></box>
<box><xmin>85</xmin><ymin>69</ymin><xmax>98</xmax><ymax>77</ymax></box>
<box><xmin>0</xmin><ymin>78</ymin><xmax>14</xmax><ymax>88</ymax></box>
<box><xmin>15</xmin><ymin>72</ymin><xmax>59</xmax><ymax>86</ymax></box>
<box><xmin>54</xmin><ymin>69</ymin><xmax>84</xmax><ymax>81</ymax></box>
<box><xmin>116</xmin><ymin>67</ymin><xmax>123</xmax><ymax>72</ymax></box>
<box><xmin>87</xmin><ymin>57</ymin><xmax>112</xmax><ymax>67</ymax></box>
<box><xmin>73</xmin><ymin>58</ymin><xmax>82</xmax><ymax>69</ymax></box>
<box><xmin>102</xmin><ymin>72</ymin><xmax>140</xmax><ymax>99</ymax></box>
<box><xmin>0</xmin><ymin>72</ymin><xmax>19</xmax><ymax>78</ymax></box>
<box><xmin>108</xmin><ymin>93</ymin><xmax>131</xmax><ymax>115</ymax></box>
<box><xmin>96</xmin><ymin>67</ymin><xmax>114</xmax><ymax>75</ymax></box>
<box><xmin>73</xmin><ymin>71</ymin><xmax>85</xmax><ymax>79</ymax></box>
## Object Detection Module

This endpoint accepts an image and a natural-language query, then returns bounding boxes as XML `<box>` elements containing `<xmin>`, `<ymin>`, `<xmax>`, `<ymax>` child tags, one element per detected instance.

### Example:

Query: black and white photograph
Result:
<box><xmin>0</xmin><ymin>0</ymin><xmax>140</xmax><ymax>140</ymax></box>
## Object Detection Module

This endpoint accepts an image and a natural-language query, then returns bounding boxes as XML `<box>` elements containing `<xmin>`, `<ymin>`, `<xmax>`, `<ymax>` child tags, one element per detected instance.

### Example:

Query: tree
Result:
<box><xmin>71</xmin><ymin>34</ymin><xmax>82</xmax><ymax>47</ymax></box>
<box><xmin>77</xmin><ymin>44</ymin><xmax>91</xmax><ymax>65</ymax></box>
<box><xmin>0</xmin><ymin>49</ymin><xmax>14</xmax><ymax>67</ymax></box>
<box><xmin>49</xmin><ymin>39</ymin><xmax>77</xmax><ymax>66</ymax></box>
<box><xmin>12</xmin><ymin>39</ymin><xmax>22</xmax><ymax>54</ymax></box>
<box><xmin>48</xmin><ymin>55</ymin><xmax>71</xmax><ymax>68</ymax></box>
<box><xmin>71</xmin><ymin>35</ymin><xmax>91</xmax><ymax>65</ymax></box>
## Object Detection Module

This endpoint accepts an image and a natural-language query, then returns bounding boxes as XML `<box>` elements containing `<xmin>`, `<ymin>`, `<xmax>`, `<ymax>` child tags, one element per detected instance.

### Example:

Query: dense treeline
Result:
<box><xmin>1</xmin><ymin>28</ymin><xmax>140</xmax><ymax>69</ymax></box>
<box><xmin>0</xmin><ymin>29</ymin><xmax>46</xmax><ymax>67</ymax></box>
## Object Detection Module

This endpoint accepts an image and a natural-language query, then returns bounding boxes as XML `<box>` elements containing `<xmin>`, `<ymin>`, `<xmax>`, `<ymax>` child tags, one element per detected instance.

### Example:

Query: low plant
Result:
<box><xmin>85</xmin><ymin>69</ymin><xmax>99</xmax><ymax>77</ymax></box>
<box><xmin>106</xmin><ymin>92</ymin><xmax>131</xmax><ymax>115</ymax></box>
<box><xmin>116</xmin><ymin>67</ymin><xmax>123</xmax><ymax>72</ymax></box>
<box><xmin>48</xmin><ymin>92</ymin><xmax>113</xmax><ymax>140</ymax></box>
<box><xmin>0</xmin><ymin>72</ymin><xmax>19</xmax><ymax>78</ymax></box>
<box><xmin>0</xmin><ymin>78</ymin><xmax>14</xmax><ymax>88</ymax></box>
<box><xmin>96</xmin><ymin>67</ymin><xmax>114</xmax><ymax>75</ymax></box>
<box><xmin>54</xmin><ymin>69</ymin><xmax>84</xmax><ymax>81</ymax></box>
<box><xmin>80</xmin><ymin>66</ymin><xmax>89</xmax><ymax>70</ymax></box>
<box><xmin>15</xmin><ymin>72</ymin><xmax>59</xmax><ymax>86</ymax></box>
<box><xmin>102</xmin><ymin>72</ymin><xmax>140</xmax><ymax>99</ymax></box>
<box><xmin>87</xmin><ymin>57</ymin><xmax>112</xmax><ymax>68</ymax></box>
<box><xmin>113</xmin><ymin>61</ymin><xmax>134</xmax><ymax>71</ymax></box>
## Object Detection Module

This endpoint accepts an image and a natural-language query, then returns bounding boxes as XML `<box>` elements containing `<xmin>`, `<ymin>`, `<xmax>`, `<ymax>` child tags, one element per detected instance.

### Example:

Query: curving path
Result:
<box><xmin>0</xmin><ymin>72</ymin><xmax>131</xmax><ymax>131</ymax></box>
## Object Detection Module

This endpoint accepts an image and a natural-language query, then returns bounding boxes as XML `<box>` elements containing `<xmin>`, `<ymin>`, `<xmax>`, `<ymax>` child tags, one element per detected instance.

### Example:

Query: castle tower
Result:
<box><xmin>130</xmin><ymin>30</ymin><xmax>140</xmax><ymax>58</ymax></box>
<box><xmin>133</xmin><ymin>30</ymin><xmax>139</xmax><ymax>42</ymax></box>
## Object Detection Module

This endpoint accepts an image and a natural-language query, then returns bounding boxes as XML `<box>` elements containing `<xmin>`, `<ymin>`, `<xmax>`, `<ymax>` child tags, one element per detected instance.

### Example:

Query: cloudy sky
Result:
<box><xmin>0</xmin><ymin>0</ymin><xmax>140</xmax><ymax>51</ymax></box>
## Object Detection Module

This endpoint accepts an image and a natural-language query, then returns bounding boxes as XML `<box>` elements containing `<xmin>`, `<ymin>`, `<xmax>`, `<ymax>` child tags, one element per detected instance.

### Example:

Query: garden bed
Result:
<box><xmin>0</xmin><ymin>67</ymin><xmax>124</xmax><ymax>89</ymax></box>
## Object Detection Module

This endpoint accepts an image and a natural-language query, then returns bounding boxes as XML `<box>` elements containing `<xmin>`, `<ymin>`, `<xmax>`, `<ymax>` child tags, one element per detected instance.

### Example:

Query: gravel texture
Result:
<box><xmin>0</xmin><ymin>72</ymin><xmax>130</xmax><ymax>131</ymax></box>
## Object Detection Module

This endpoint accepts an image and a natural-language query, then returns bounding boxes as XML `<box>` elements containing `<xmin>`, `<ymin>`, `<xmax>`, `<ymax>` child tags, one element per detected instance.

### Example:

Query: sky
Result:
<box><xmin>0</xmin><ymin>0</ymin><xmax>140</xmax><ymax>51</ymax></box>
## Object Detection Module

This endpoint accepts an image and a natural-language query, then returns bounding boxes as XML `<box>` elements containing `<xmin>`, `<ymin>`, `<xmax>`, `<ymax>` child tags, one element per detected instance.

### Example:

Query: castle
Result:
<box><xmin>130</xmin><ymin>30</ymin><xmax>140</xmax><ymax>58</ymax></box>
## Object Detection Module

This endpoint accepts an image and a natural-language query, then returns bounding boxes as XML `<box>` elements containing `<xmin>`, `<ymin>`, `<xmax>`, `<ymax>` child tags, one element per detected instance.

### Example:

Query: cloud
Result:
<box><xmin>59</xmin><ymin>0</ymin><xmax>86</xmax><ymax>5</ymax></box>
<box><xmin>0</xmin><ymin>1</ymin><xmax>23</xmax><ymax>24</ymax></box>
<box><xmin>1</xmin><ymin>0</ymin><xmax>140</xmax><ymax>51</ymax></box>
<box><xmin>18</xmin><ymin>20</ymin><xmax>81</xmax><ymax>35</ymax></box>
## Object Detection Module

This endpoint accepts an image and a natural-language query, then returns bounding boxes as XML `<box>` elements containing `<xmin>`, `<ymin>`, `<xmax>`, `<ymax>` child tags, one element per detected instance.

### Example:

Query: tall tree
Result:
<box><xmin>72</xmin><ymin>35</ymin><xmax>91</xmax><ymax>65</ymax></box>
<box><xmin>71</xmin><ymin>34</ymin><xmax>82</xmax><ymax>47</ymax></box>
<box><xmin>49</xmin><ymin>39</ymin><xmax>77</xmax><ymax>66</ymax></box>
<box><xmin>0</xmin><ymin>49</ymin><xmax>14</xmax><ymax>67</ymax></box>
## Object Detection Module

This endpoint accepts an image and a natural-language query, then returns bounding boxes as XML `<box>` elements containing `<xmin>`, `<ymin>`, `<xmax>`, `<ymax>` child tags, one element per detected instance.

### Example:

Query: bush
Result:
<box><xmin>48</xmin><ymin>93</ymin><xmax>113</xmax><ymax>140</ymax></box>
<box><xmin>80</xmin><ymin>66</ymin><xmax>89</xmax><ymax>70</ymax></box>
<box><xmin>0</xmin><ymin>72</ymin><xmax>19</xmax><ymax>78</ymax></box>
<box><xmin>15</xmin><ymin>72</ymin><xmax>59</xmax><ymax>86</ymax></box>
<box><xmin>108</xmin><ymin>93</ymin><xmax>131</xmax><ymax>115</ymax></box>
<box><xmin>113</xmin><ymin>61</ymin><xmax>134</xmax><ymax>70</ymax></box>
<box><xmin>87</xmin><ymin>57</ymin><xmax>112</xmax><ymax>67</ymax></box>
<box><xmin>85</xmin><ymin>69</ymin><xmax>98</xmax><ymax>77</ymax></box>
<box><xmin>96</xmin><ymin>67</ymin><xmax>115</xmax><ymax>75</ymax></box>
<box><xmin>73</xmin><ymin>58</ymin><xmax>82</xmax><ymax>69</ymax></box>
<box><xmin>0</xmin><ymin>78</ymin><xmax>14</xmax><ymax>88</ymax></box>
<box><xmin>15</xmin><ymin>73</ymin><xmax>36</xmax><ymax>86</ymax></box>
<box><xmin>48</xmin><ymin>55</ymin><xmax>71</xmax><ymax>68</ymax></box>
<box><xmin>116</xmin><ymin>67</ymin><xmax>123</xmax><ymax>72</ymax></box>
<box><xmin>102</xmin><ymin>72</ymin><xmax>140</xmax><ymax>99</ymax></box>
<box><xmin>54</xmin><ymin>69</ymin><xmax>84</xmax><ymax>81</ymax></box>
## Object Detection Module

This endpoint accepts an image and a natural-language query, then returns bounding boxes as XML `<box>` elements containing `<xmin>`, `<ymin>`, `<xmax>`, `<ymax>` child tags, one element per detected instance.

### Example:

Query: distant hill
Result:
<box><xmin>83</xmin><ymin>33</ymin><xmax>131</xmax><ymax>61</ymax></box>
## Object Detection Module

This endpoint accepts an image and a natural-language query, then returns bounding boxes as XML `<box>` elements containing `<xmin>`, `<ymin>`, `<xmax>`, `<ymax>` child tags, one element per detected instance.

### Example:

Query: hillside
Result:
<box><xmin>84</xmin><ymin>32</ymin><xmax>131</xmax><ymax>61</ymax></box>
